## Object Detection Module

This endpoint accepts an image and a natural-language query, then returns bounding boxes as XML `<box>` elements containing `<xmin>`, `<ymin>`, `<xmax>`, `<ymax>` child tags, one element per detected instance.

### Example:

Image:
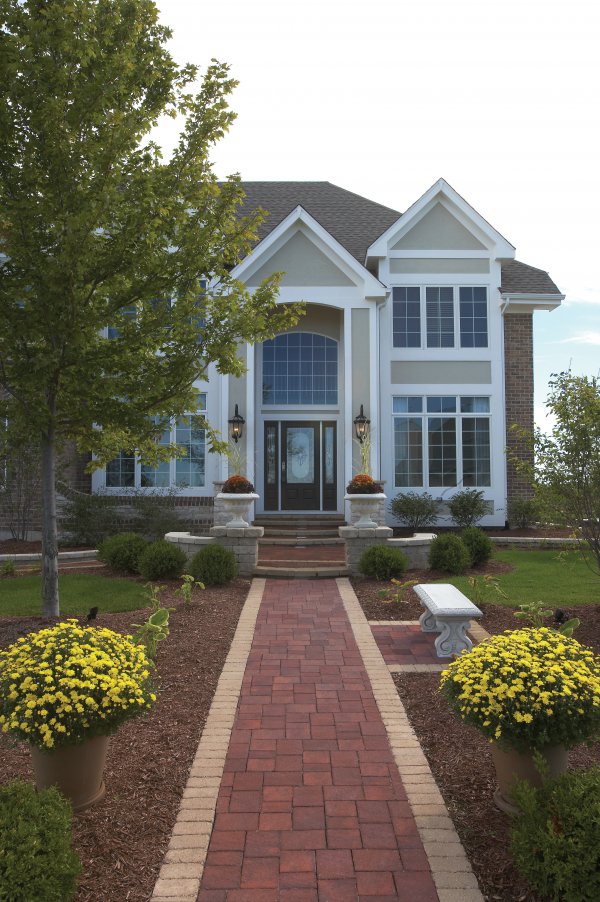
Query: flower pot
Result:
<box><xmin>216</xmin><ymin>492</ymin><xmax>259</xmax><ymax>528</ymax></box>
<box><xmin>31</xmin><ymin>735</ymin><xmax>110</xmax><ymax>811</ymax></box>
<box><xmin>490</xmin><ymin>743</ymin><xmax>568</xmax><ymax>815</ymax></box>
<box><xmin>344</xmin><ymin>492</ymin><xmax>386</xmax><ymax>528</ymax></box>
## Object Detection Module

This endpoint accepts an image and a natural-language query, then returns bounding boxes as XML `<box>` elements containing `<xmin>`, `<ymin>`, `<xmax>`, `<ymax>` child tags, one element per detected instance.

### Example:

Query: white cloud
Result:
<box><xmin>558</xmin><ymin>331</ymin><xmax>600</xmax><ymax>346</ymax></box>
<box><xmin>562</xmin><ymin>286</ymin><xmax>600</xmax><ymax>306</ymax></box>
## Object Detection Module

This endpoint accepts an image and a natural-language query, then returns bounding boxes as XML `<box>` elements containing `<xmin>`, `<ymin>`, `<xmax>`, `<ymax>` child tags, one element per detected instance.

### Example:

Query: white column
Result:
<box><xmin>343</xmin><ymin>309</ymin><xmax>353</xmax><ymax>502</ymax></box>
<box><xmin>369</xmin><ymin>302</ymin><xmax>379</xmax><ymax>478</ymax></box>
<box><xmin>219</xmin><ymin>375</ymin><xmax>229</xmax><ymax>480</ymax></box>
<box><xmin>246</xmin><ymin>343</ymin><xmax>255</xmax><ymax>486</ymax></box>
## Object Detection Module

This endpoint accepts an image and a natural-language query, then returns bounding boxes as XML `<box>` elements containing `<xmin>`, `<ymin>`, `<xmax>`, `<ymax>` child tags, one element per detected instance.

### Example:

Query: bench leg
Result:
<box><xmin>434</xmin><ymin>618</ymin><xmax>473</xmax><ymax>657</ymax></box>
<box><xmin>419</xmin><ymin>608</ymin><xmax>438</xmax><ymax>633</ymax></box>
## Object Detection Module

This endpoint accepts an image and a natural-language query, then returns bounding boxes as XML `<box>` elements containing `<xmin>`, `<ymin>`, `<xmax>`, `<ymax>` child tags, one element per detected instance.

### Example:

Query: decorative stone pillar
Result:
<box><xmin>212</xmin><ymin>481</ymin><xmax>228</xmax><ymax>527</ymax></box>
<box><xmin>339</xmin><ymin>525</ymin><xmax>393</xmax><ymax>574</ymax></box>
<box><xmin>209</xmin><ymin>525</ymin><xmax>263</xmax><ymax>576</ymax></box>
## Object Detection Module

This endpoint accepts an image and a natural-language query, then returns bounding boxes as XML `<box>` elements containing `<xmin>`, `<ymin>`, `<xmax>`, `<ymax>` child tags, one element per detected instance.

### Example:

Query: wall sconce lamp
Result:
<box><xmin>228</xmin><ymin>404</ymin><xmax>245</xmax><ymax>443</ymax></box>
<box><xmin>353</xmin><ymin>404</ymin><xmax>370</xmax><ymax>443</ymax></box>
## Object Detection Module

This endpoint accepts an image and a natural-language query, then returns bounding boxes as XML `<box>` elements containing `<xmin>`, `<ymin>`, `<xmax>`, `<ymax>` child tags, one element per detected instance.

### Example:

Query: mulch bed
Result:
<box><xmin>352</xmin><ymin>570</ymin><xmax>600</xmax><ymax>901</ymax></box>
<box><xmin>0</xmin><ymin>577</ymin><xmax>250</xmax><ymax>902</ymax></box>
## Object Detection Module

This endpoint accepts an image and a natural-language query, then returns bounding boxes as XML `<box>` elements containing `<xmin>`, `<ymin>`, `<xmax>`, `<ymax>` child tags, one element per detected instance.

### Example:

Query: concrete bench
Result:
<box><xmin>414</xmin><ymin>583</ymin><xmax>482</xmax><ymax>657</ymax></box>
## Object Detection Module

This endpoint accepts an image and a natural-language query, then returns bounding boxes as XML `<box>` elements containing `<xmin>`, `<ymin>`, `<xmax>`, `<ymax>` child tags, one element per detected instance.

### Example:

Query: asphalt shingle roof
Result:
<box><xmin>235</xmin><ymin>182</ymin><xmax>562</xmax><ymax>296</ymax></box>
<box><xmin>500</xmin><ymin>260</ymin><xmax>562</xmax><ymax>295</ymax></box>
<box><xmin>237</xmin><ymin>181</ymin><xmax>401</xmax><ymax>265</ymax></box>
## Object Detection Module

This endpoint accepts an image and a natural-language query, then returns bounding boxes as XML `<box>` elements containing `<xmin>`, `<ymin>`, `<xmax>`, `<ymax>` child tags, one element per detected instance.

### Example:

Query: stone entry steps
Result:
<box><xmin>254</xmin><ymin>515</ymin><xmax>348</xmax><ymax>578</ymax></box>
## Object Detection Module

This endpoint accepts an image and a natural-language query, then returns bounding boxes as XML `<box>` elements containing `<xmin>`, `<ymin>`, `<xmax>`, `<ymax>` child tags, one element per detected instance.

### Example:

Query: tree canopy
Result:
<box><xmin>0</xmin><ymin>0</ymin><xmax>300</xmax><ymax>614</ymax></box>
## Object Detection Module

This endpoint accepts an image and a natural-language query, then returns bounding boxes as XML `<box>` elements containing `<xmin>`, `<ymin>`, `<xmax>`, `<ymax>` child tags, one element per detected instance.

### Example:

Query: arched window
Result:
<box><xmin>262</xmin><ymin>333</ymin><xmax>338</xmax><ymax>405</ymax></box>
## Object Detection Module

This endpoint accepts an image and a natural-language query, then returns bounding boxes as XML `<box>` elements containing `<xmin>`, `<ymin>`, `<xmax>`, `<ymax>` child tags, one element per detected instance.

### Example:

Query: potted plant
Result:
<box><xmin>345</xmin><ymin>473</ymin><xmax>386</xmax><ymax>528</ymax></box>
<box><xmin>217</xmin><ymin>475</ymin><xmax>259</xmax><ymax>527</ymax></box>
<box><xmin>0</xmin><ymin>619</ymin><xmax>156</xmax><ymax>810</ymax></box>
<box><xmin>440</xmin><ymin>627</ymin><xmax>600</xmax><ymax>813</ymax></box>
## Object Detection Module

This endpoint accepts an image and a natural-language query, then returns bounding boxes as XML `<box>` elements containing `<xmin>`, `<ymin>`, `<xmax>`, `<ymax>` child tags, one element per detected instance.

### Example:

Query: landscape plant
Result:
<box><xmin>221</xmin><ymin>475</ymin><xmax>255</xmax><ymax>493</ymax></box>
<box><xmin>176</xmin><ymin>573</ymin><xmax>205</xmax><ymax>605</ymax></box>
<box><xmin>137</xmin><ymin>539</ymin><xmax>187</xmax><ymax>580</ymax></box>
<box><xmin>98</xmin><ymin>532</ymin><xmax>149</xmax><ymax>574</ymax></box>
<box><xmin>358</xmin><ymin>545</ymin><xmax>408</xmax><ymax>580</ymax></box>
<box><xmin>440</xmin><ymin>628</ymin><xmax>600</xmax><ymax>751</ymax></box>
<box><xmin>428</xmin><ymin>534</ymin><xmax>471</xmax><ymax>574</ymax></box>
<box><xmin>513</xmin><ymin>599</ymin><xmax>580</xmax><ymax>637</ymax></box>
<box><xmin>189</xmin><ymin>544</ymin><xmax>237</xmax><ymax>586</ymax></box>
<box><xmin>0</xmin><ymin>781</ymin><xmax>81</xmax><ymax>902</ymax></box>
<box><xmin>0</xmin><ymin>0</ymin><xmax>301</xmax><ymax>616</ymax></box>
<box><xmin>508</xmin><ymin>497</ymin><xmax>540</xmax><ymax>529</ymax></box>
<box><xmin>346</xmin><ymin>473</ymin><xmax>383</xmax><ymax>494</ymax></box>
<box><xmin>0</xmin><ymin>620</ymin><xmax>156</xmax><ymax>749</ymax></box>
<box><xmin>389</xmin><ymin>491</ymin><xmax>438</xmax><ymax>529</ymax></box>
<box><xmin>448</xmin><ymin>489</ymin><xmax>489</xmax><ymax>527</ymax></box>
<box><xmin>132</xmin><ymin>607</ymin><xmax>174</xmax><ymax>662</ymax></box>
<box><xmin>510</xmin><ymin>767</ymin><xmax>600</xmax><ymax>902</ymax></box>
<box><xmin>461</xmin><ymin>526</ymin><xmax>493</xmax><ymax>566</ymax></box>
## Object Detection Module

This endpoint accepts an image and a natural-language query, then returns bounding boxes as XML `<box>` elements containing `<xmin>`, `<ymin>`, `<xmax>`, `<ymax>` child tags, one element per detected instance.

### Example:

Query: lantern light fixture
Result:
<box><xmin>228</xmin><ymin>404</ymin><xmax>245</xmax><ymax>443</ymax></box>
<box><xmin>353</xmin><ymin>404</ymin><xmax>370</xmax><ymax>443</ymax></box>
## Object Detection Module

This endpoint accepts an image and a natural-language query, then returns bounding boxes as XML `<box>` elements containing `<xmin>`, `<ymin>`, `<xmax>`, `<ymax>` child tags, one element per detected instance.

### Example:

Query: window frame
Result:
<box><xmin>392</xmin><ymin>394</ymin><xmax>492</xmax><ymax>490</ymax></box>
<box><xmin>391</xmin><ymin>285</ymin><xmax>489</xmax><ymax>350</ymax></box>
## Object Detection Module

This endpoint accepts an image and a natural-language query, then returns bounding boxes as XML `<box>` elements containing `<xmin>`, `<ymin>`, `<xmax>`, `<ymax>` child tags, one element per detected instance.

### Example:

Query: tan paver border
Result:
<box><xmin>150</xmin><ymin>578</ymin><xmax>266</xmax><ymax>902</ymax></box>
<box><xmin>337</xmin><ymin>578</ymin><xmax>484</xmax><ymax>902</ymax></box>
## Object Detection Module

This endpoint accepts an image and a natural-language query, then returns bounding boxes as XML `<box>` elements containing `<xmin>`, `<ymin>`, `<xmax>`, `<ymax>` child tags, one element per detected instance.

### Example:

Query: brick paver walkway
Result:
<box><xmin>372</xmin><ymin>625</ymin><xmax>449</xmax><ymax>667</ymax></box>
<box><xmin>197</xmin><ymin>579</ymin><xmax>439</xmax><ymax>901</ymax></box>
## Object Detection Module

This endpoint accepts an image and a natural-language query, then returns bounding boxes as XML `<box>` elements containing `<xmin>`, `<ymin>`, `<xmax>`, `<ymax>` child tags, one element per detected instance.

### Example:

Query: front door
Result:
<box><xmin>264</xmin><ymin>421</ymin><xmax>337</xmax><ymax>511</ymax></box>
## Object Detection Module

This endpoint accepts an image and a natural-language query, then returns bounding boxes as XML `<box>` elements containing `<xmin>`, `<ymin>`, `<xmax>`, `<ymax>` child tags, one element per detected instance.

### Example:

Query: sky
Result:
<box><xmin>153</xmin><ymin>0</ymin><xmax>600</xmax><ymax>429</ymax></box>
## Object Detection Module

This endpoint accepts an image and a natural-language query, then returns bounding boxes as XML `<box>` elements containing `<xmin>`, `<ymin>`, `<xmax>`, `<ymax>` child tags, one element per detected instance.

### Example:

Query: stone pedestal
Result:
<box><xmin>166</xmin><ymin>526</ymin><xmax>264</xmax><ymax>577</ymax></box>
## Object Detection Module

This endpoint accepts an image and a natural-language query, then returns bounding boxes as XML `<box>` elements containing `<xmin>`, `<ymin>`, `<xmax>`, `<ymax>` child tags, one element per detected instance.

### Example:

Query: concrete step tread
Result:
<box><xmin>258</xmin><ymin>537</ymin><xmax>344</xmax><ymax>546</ymax></box>
<box><xmin>253</xmin><ymin>565</ymin><xmax>349</xmax><ymax>579</ymax></box>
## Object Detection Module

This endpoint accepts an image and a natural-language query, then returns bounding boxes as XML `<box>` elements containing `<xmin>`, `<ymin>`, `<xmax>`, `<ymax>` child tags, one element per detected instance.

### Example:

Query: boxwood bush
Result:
<box><xmin>189</xmin><ymin>544</ymin><xmax>237</xmax><ymax>586</ymax></box>
<box><xmin>511</xmin><ymin>767</ymin><xmax>600</xmax><ymax>902</ymax></box>
<box><xmin>0</xmin><ymin>781</ymin><xmax>81</xmax><ymax>902</ymax></box>
<box><xmin>358</xmin><ymin>545</ymin><xmax>408</xmax><ymax>581</ymax></box>
<box><xmin>448</xmin><ymin>489</ymin><xmax>488</xmax><ymax>527</ymax></box>
<box><xmin>428</xmin><ymin>534</ymin><xmax>471</xmax><ymax>574</ymax></box>
<box><xmin>461</xmin><ymin>526</ymin><xmax>493</xmax><ymax>566</ymax></box>
<box><xmin>98</xmin><ymin>532</ymin><xmax>149</xmax><ymax>573</ymax></box>
<box><xmin>137</xmin><ymin>539</ymin><xmax>187</xmax><ymax>580</ymax></box>
<box><xmin>389</xmin><ymin>492</ymin><xmax>438</xmax><ymax>530</ymax></box>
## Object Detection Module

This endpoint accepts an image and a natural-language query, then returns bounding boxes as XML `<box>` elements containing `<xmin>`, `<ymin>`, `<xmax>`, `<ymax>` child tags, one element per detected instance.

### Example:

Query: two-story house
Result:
<box><xmin>90</xmin><ymin>178</ymin><xmax>563</xmax><ymax>528</ymax></box>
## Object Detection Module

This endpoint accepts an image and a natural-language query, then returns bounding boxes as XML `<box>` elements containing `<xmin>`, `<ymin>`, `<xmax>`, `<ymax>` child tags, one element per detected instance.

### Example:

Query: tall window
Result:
<box><xmin>392</xmin><ymin>287</ymin><xmax>488</xmax><ymax>349</ymax></box>
<box><xmin>262</xmin><ymin>333</ymin><xmax>338</xmax><ymax>405</ymax></box>
<box><xmin>393</xmin><ymin>395</ymin><xmax>491</xmax><ymax>488</ymax></box>
<box><xmin>104</xmin><ymin>395</ymin><xmax>207</xmax><ymax>490</ymax></box>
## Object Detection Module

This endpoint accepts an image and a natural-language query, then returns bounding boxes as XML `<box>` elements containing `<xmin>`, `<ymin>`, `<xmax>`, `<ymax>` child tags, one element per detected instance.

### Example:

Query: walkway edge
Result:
<box><xmin>336</xmin><ymin>578</ymin><xmax>484</xmax><ymax>902</ymax></box>
<box><xmin>150</xmin><ymin>578</ymin><xmax>266</xmax><ymax>902</ymax></box>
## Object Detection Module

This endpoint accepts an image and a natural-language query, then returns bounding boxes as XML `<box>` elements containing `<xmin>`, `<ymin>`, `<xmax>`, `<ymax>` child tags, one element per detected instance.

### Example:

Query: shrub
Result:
<box><xmin>428</xmin><ymin>534</ymin><xmax>471</xmax><ymax>574</ymax></box>
<box><xmin>60</xmin><ymin>489</ymin><xmax>120</xmax><ymax>546</ymax></box>
<box><xmin>390</xmin><ymin>492</ymin><xmax>438</xmax><ymax>529</ymax></box>
<box><xmin>0</xmin><ymin>781</ymin><xmax>81</xmax><ymax>902</ymax></box>
<box><xmin>448</xmin><ymin>489</ymin><xmax>488</xmax><ymax>527</ymax></box>
<box><xmin>138</xmin><ymin>539</ymin><xmax>187</xmax><ymax>580</ymax></box>
<box><xmin>189</xmin><ymin>543</ymin><xmax>237</xmax><ymax>586</ymax></box>
<box><xmin>508</xmin><ymin>497</ymin><xmax>540</xmax><ymax>529</ymax></box>
<box><xmin>129</xmin><ymin>490</ymin><xmax>183</xmax><ymax>540</ymax></box>
<box><xmin>98</xmin><ymin>532</ymin><xmax>149</xmax><ymax>573</ymax></box>
<box><xmin>511</xmin><ymin>767</ymin><xmax>600</xmax><ymax>902</ymax></box>
<box><xmin>461</xmin><ymin>526</ymin><xmax>493</xmax><ymax>566</ymax></box>
<box><xmin>346</xmin><ymin>473</ymin><xmax>383</xmax><ymax>494</ymax></box>
<box><xmin>358</xmin><ymin>545</ymin><xmax>408</xmax><ymax>580</ymax></box>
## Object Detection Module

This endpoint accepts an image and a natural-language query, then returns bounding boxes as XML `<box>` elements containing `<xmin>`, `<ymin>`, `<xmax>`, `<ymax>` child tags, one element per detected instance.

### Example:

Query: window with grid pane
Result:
<box><xmin>462</xmin><ymin>418</ymin><xmax>491</xmax><ymax>486</ymax></box>
<box><xmin>426</xmin><ymin>287</ymin><xmax>454</xmax><ymax>348</ymax></box>
<box><xmin>459</xmin><ymin>287</ymin><xmax>488</xmax><ymax>347</ymax></box>
<box><xmin>392</xmin><ymin>287</ymin><xmax>421</xmax><ymax>347</ymax></box>
<box><xmin>262</xmin><ymin>333</ymin><xmax>338</xmax><ymax>405</ymax></box>
<box><xmin>175</xmin><ymin>416</ymin><xmax>206</xmax><ymax>487</ymax></box>
<box><xmin>394</xmin><ymin>417</ymin><xmax>423</xmax><ymax>486</ymax></box>
<box><xmin>105</xmin><ymin>450</ymin><xmax>135</xmax><ymax>487</ymax></box>
<box><xmin>140</xmin><ymin>419</ymin><xmax>171</xmax><ymax>487</ymax></box>
<box><xmin>428</xmin><ymin>416</ymin><xmax>457</xmax><ymax>486</ymax></box>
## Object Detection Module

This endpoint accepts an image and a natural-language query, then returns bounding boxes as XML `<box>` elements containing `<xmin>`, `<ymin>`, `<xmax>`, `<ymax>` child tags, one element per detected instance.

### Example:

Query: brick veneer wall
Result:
<box><xmin>503</xmin><ymin>313</ymin><xmax>535</xmax><ymax>515</ymax></box>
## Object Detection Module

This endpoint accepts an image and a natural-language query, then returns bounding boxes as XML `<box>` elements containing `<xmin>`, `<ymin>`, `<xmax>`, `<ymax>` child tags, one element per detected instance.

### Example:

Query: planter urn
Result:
<box><xmin>344</xmin><ymin>492</ymin><xmax>386</xmax><ymax>528</ymax></box>
<box><xmin>30</xmin><ymin>734</ymin><xmax>110</xmax><ymax>811</ymax></box>
<box><xmin>216</xmin><ymin>492</ymin><xmax>259</xmax><ymax>528</ymax></box>
<box><xmin>490</xmin><ymin>743</ymin><xmax>568</xmax><ymax>815</ymax></box>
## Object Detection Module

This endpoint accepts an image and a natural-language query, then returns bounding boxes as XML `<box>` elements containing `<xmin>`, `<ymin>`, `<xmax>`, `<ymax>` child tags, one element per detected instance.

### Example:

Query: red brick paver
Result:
<box><xmin>371</xmin><ymin>624</ymin><xmax>449</xmax><ymax>666</ymax></box>
<box><xmin>197</xmin><ymin>580</ymin><xmax>439</xmax><ymax>901</ymax></box>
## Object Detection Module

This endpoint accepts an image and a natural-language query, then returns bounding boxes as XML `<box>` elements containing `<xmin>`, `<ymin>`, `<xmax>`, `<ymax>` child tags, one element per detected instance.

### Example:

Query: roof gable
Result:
<box><xmin>391</xmin><ymin>202</ymin><xmax>487</xmax><ymax>251</ymax></box>
<box><xmin>245</xmin><ymin>229</ymin><xmax>355</xmax><ymax>287</ymax></box>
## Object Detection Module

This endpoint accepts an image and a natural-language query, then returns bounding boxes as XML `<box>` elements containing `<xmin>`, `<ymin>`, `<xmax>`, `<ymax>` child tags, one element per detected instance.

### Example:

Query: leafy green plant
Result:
<box><xmin>132</xmin><ymin>607</ymin><xmax>174</xmax><ymax>662</ymax></box>
<box><xmin>510</xmin><ymin>767</ymin><xmax>600</xmax><ymax>902</ymax></box>
<box><xmin>189</xmin><ymin>544</ymin><xmax>237</xmax><ymax>586</ymax></box>
<box><xmin>0</xmin><ymin>559</ymin><xmax>16</xmax><ymax>578</ymax></box>
<box><xmin>508</xmin><ymin>496</ymin><xmax>540</xmax><ymax>529</ymax></box>
<box><xmin>448</xmin><ymin>489</ymin><xmax>488</xmax><ymax>527</ymax></box>
<box><xmin>129</xmin><ymin>489</ymin><xmax>183</xmax><ymax>540</ymax></box>
<box><xmin>176</xmin><ymin>573</ymin><xmax>205</xmax><ymax>605</ymax></box>
<box><xmin>428</xmin><ymin>534</ymin><xmax>471</xmax><ymax>574</ymax></box>
<box><xmin>389</xmin><ymin>492</ymin><xmax>438</xmax><ymax>530</ymax></box>
<box><xmin>137</xmin><ymin>539</ymin><xmax>187</xmax><ymax>580</ymax></box>
<box><xmin>59</xmin><ymin>488</ymin><xmax>121</xmax><ymax>546</ymax></box>
<box><xmin>0</xmin><ymin>781</ymin><xmax>81</xmax><ymax>902</ymax></box>
<box><xmin>514</xmin><ymin>599</ymin><xmax>580</xmax><ymax>637</ymax></box>
<box><xmin>98</xmin><ymin>532</ymin><xmax>149</xmax><ymax>574</ymax></box>
<box><xmin>358</xmin><ymin>545</ymin><xmax>408</xmax><ymax>580</ymax></box>
<box><xmin>467</xmin><ymin>573</ymin><xmax>507</xmax><ymax>605</ymax></box>
<box><xmin>378</xmin><ymin>578</ymin><xmax>418</xmax><ymax>604</ymax></box>
<box><xmin>461</xmin><ymin>526</ymin><xmax>493</xmax><ymax>566</ymax></box>
<box><xmin>142</xmin><ymin>582</ymin><xmax>165</xmax><ymax>612</ymax></box>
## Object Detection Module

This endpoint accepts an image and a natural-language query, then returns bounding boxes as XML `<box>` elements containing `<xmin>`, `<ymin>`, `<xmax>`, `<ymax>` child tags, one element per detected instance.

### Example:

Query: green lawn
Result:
<box><xmin>442</xmin><ymin>548</ymin><xmax>600</xmax><ymax>607</ymax></box>
<box><xmin>0</xmin><ymin>573</ymin><xmax>147</xmax><ymax>616</ymax></box>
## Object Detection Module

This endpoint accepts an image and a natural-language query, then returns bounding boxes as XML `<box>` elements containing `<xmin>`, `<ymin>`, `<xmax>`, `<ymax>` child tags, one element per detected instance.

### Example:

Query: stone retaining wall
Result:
<box><xmin>165</xmin><ymin>526</ymin><xmax>263</xmax><ymax>577</ymax></box>
<box><xmin>339</xmin><ymin>527</ymin><xmax>435</xmax><ymax>574</ymax></box>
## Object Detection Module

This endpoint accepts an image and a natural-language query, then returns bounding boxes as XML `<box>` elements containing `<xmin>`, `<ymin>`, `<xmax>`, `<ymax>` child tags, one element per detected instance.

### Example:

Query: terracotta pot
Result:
<box><xmin>491</xmin><ymin>743</ymin><xmax>568</xmax><ymax>815</ymax></box>
<box><xmin>31</xmin><ymin>735</ymin><xmax>109</xmax><ymax>811</ymax></box>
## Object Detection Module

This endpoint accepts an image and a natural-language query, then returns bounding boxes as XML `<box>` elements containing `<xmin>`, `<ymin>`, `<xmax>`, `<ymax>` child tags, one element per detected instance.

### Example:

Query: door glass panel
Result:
<box><xmin>324</xmin><ymin>426</ymin><xmax>334</xmax><ymax>484</ymax></box>
<box><xmin>286</xmin><ymin>427</ymin><xmax>314</xmax><ymax>484</ymax></box>
<box><xmin>266</xmin><ymin>425</ymin><xmax>277</xmax><ymax>485</ymax></box>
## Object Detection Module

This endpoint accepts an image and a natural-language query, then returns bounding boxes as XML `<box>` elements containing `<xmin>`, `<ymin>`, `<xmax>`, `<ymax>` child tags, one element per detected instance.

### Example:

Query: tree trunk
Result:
<box><xmin>41</xmin><ymin>427</ymin><xmax>59</xmax><ymax>617</ymax></box>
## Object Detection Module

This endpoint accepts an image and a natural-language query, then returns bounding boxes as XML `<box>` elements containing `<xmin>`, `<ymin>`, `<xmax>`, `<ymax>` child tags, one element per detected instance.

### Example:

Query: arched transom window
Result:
<box><xmin>262</xmin><ymin>333</ymin><xmax>338</xmax><ymax>405</ymax></box>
